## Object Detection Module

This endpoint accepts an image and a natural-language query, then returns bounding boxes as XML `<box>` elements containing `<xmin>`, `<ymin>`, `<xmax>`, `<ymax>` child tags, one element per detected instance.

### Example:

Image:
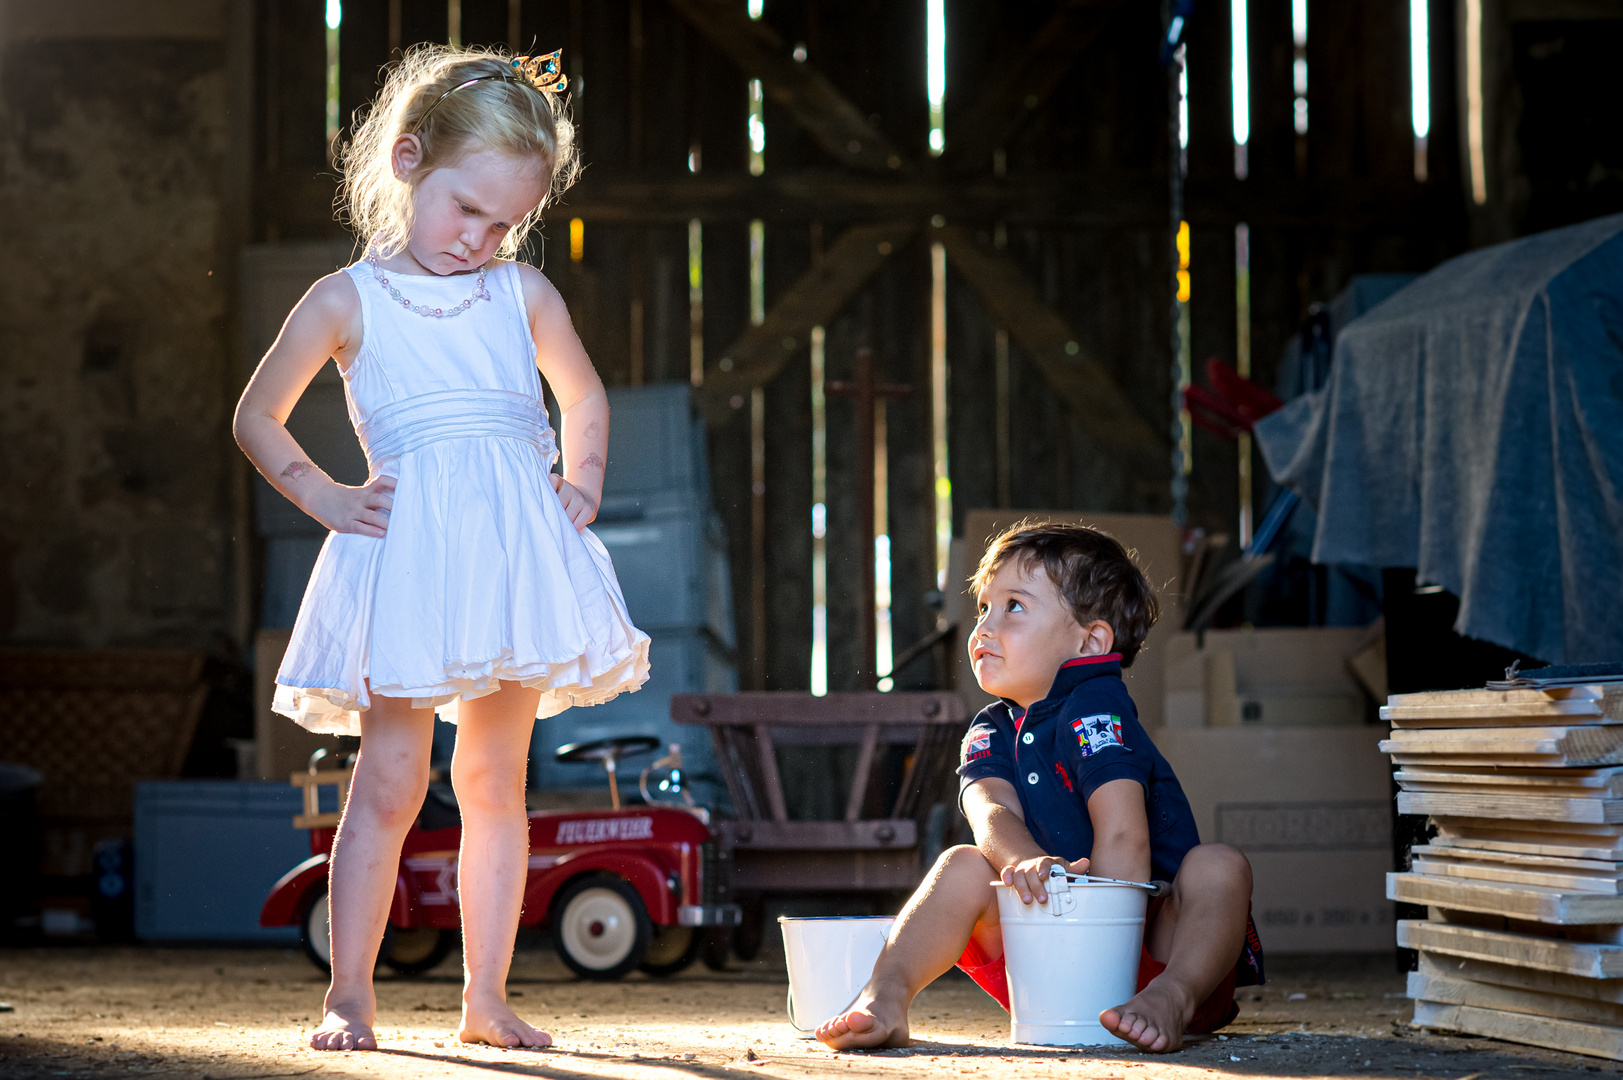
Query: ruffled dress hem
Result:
<box><xmin>272</xmin><ymin>636</ymin><xmax>651</xmax><ymax>735</ymax></box>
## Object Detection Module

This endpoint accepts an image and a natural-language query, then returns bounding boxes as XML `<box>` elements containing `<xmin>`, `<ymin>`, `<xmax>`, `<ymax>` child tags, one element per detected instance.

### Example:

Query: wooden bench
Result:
<box><xmin>671</xmin><ymin>691</ymin><xmax>967</xmax><ymax>892</ymax></box>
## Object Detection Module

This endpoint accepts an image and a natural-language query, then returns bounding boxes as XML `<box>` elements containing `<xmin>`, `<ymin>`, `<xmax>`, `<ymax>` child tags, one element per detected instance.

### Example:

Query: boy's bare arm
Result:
<box><xmin>1084</xmin><ymin>778</ymin><xmax>1153</xmax><ymax>882</ymax></box>
<box><xmin>962</xmin><ymin>778</ymin><xmax>1089</xmax><ymax>904</ymax></box>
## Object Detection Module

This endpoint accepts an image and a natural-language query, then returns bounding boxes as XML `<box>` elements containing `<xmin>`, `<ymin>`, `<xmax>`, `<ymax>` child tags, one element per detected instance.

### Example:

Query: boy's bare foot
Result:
<box><xmin>459</xmin><ymin>996</ymin><xmax>552</xmax><ymax>1050</ymax></box>
<box><xmin>310</xmin><ymin>1004</ymin><xmax>378</xmax><ymax>1051</ymax></box>
<box><xmin>1099</xmin><ymin>979</ymin><xmax>1195</xmax><ymax>1053</ymax></box>
<box><xmin>814</xmin><ymin>992</ymin><xmax>910</xmax><ymax>1051</ymax></box>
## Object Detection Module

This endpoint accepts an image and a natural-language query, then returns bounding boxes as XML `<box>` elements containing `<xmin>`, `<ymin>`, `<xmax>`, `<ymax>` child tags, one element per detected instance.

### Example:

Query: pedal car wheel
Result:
<box><xmin>298</xmin><ymin>882</ymin><xmax>393</xmax><ymax>976</ymax></box>
<box><xmin>551</xmin><ymin>876</ymin><xmax>651</xmax><ymax>980</ymax></box>
<box><xmin>383</xmin><ymin>927</ymin><xmax>457</xmax><ymax>976</ymax></box>
<box><xmin>300</xmin><ymin>886</ymin><xmax>333</xmax><ymax>974</ymax></box>
<box><xmin>639</xmin><ymin>925</ymin><xmax>701</xmax><ymax>976</ymax></box>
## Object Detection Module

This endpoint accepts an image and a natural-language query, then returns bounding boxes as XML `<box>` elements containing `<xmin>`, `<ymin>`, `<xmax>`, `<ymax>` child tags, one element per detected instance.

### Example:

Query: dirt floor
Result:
<box><xmin>1</xmin><ymin>941</ymin><xmax>1618</xmax><ymax>1080</ymax></box>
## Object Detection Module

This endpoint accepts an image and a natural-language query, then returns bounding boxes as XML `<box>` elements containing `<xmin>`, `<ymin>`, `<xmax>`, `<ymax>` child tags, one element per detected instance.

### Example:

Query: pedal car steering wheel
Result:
<box><xmin>554</xmin><ymin>735</ymin><xmax>661</xmax><ymax>810</ymax></box>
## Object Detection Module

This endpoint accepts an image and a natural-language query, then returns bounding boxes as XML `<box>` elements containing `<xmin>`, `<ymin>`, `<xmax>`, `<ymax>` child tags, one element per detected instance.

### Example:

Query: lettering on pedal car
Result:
<box><xmin>555</xmin><ymin>816</ymin><xmax>656</xmax><ymax>844</ymax></box>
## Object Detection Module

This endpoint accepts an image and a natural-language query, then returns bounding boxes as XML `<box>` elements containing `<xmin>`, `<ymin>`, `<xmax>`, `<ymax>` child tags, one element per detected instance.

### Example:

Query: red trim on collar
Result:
<box><xmin>1060</xmin><ymin>653</ymin><xmax>1123</xmax><ymax>668</ymax></box>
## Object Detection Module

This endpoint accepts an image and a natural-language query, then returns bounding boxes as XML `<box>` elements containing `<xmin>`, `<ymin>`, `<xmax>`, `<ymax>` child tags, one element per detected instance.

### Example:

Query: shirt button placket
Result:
<box><xmin>1027</xmin><ymin>772</ymin><xmax>1039</xmax><ymax>785</ymax></box>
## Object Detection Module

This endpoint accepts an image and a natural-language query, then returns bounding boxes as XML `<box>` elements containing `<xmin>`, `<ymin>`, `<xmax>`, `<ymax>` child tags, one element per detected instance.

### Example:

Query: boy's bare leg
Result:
<box><xmin>1099</xmin><ymin>844</ymin><xmax>1252</xmax><ymax>1053</ymax></box>
<box><xmin>452</xmin><ymin>684</ymin><xmax>551</xmax><ymax>1049</ymax></box>
<box><xmin>312</xmin><ymin>695</ymin><xmax>435</xmax><ymax>1051</ymax></box>
<box><xmin>817</xmin><ymin>846</ymin><xmax>1003</xmax><ymax>1050</ymax></box>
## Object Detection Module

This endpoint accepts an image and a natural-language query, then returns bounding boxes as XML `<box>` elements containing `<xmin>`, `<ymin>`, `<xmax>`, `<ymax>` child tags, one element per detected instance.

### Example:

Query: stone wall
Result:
<box><xmin>0</xmin><ymin>0</ymin><xmax>249</xmax><ymax>649</ymax></box>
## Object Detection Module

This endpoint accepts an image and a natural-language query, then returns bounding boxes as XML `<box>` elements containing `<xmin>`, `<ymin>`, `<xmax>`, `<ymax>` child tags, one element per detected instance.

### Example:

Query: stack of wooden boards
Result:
<box><xmin>1380</xmin><ymin>684</ymin><xmax>1623</xmax><ymax>1060</ymax></box>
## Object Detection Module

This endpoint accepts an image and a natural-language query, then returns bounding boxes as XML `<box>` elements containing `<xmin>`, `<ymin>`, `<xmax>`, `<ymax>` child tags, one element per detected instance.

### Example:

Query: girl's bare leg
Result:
<box><xmin>451</xmin><ymin>682</ymin><xmax>550</xmax><ymax>1049</ymax></box>
<box><xmin>817</xmin><ymin>845</ymin><xmax>1003</xmax><ymax>1050</ymax></box>
<box><xmin>311</xmin><ymin>694</ymin><xmax>435</xmax><ymax>1051</ymax></box>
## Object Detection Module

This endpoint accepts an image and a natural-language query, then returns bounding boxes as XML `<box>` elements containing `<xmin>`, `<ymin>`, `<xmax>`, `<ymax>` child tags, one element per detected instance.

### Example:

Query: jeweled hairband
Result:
<box><xmin>411</xmin><ymin>49</ymin><xmax>568</xmax><ymax>133</ymax></box>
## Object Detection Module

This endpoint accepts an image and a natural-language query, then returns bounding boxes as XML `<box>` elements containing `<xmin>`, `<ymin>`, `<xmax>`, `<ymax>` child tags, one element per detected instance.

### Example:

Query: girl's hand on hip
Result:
<box><xmin>551</xmin><ymin>475</ymin><xmax>598</xmax><ymax>531</ymax></box>
<box><xmin>307</xmin><ymin>475</ymin><xmax>396</xmax><ymax>537</ymax></box>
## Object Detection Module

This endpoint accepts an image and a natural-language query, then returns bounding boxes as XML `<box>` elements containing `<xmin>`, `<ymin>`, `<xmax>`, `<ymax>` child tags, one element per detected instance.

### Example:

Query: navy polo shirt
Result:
<box><xmin>956</xmin><ymin>653</ymin><xmax>1201</xmax><ymax>882</ymax></box>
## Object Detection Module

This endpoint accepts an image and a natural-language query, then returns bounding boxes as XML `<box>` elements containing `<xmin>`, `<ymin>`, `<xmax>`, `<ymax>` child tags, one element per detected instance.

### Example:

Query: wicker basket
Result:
<box><xmin>0</xmin><ymin>650</ymin><xmax>207</xmax><ymax>820</ymax></box>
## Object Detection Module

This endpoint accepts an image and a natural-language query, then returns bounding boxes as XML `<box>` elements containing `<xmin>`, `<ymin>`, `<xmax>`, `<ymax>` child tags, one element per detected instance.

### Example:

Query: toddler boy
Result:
<box><xmin>817</xmin><ymin>523</ymin><xmax>1262</xmax><ymax>1053</ymax></box>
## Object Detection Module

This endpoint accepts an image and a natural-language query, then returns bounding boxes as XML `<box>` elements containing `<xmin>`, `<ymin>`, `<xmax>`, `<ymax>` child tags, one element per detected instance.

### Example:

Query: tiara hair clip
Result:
<box><xmin>413</xmin><ymin>48</ymin><xmax>568</xmax><ymax>132</ymax></box>
<box><xmin>510</xmin><ymin>50</ymin><xmax>568</xmax><ymax>94</ymax></box>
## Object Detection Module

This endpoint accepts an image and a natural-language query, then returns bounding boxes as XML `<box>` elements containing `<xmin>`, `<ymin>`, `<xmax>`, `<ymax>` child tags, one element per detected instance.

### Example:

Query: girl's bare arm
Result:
<box><xmin>519</xmin><ymin>263</ymin><xmax>608</xmax><ymax>529</ymax></box>
<box><xmin>232</xmin><ymin>272</ymin><xmax>395</xmax><ymax>538</ymax></box>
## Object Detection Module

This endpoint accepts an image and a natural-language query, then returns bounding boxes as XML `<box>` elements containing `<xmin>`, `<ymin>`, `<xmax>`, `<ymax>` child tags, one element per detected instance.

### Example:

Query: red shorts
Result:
<box><xmin>955</xmin><ymin>898</ymin><xmax>1240</xmax><ymax>1036</ymax></box>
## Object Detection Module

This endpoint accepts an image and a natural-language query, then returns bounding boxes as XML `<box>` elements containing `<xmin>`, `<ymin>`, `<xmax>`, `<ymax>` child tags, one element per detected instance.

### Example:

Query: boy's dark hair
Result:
<box><xmin>970</xmin><ymin>521</ymin><xmax>1161</xmax><ymax>667</ymax></box>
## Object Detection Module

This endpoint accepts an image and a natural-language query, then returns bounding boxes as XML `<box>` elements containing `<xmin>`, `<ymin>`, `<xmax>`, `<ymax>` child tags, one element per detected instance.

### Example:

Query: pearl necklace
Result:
<box><xmin>367</xmin><ymin>250</ymin><xmax>493</xmax><ymax>318</ymax></box>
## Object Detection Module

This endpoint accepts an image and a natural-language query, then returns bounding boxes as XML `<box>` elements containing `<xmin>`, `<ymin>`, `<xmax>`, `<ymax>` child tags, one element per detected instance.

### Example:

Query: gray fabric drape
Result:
<box><xmin>1254</xmin><ymin>214</ymin><xmax>1623</xmax><ymax>664</ymax></box>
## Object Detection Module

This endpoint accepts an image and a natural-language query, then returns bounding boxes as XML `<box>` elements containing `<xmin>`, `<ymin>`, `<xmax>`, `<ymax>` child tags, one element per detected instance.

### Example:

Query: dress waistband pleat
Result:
<box><xmin>359</xmin><ymin>388</ymin><xmax>556</xmax><ymax>469</ymax></box>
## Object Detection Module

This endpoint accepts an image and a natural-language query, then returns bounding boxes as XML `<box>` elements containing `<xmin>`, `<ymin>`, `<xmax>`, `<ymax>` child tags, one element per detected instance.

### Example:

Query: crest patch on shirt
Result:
<box><xmin>962</xmin><ymin>728</ymin><xmax>993</xmax><ymax>763</ymax></box>
<box><xmin>1071</xmin><ymin>713</ymin><xmax>1124</xmax><ymax>757</ymax></box>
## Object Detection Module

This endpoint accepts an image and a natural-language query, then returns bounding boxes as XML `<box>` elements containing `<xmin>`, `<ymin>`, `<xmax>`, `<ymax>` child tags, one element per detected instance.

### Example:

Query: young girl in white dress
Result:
<box><xmin>234</xmin><ymin>46</ymin><xmax>647</xmax><ymax>1053</ymax></box>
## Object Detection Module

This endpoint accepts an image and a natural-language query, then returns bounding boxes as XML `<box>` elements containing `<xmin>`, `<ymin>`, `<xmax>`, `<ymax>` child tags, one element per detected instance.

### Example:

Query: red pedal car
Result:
<box><xmin>259</xmin><ymin>736</ymin><xmax>739</xmax><ymax>979</ymax></box>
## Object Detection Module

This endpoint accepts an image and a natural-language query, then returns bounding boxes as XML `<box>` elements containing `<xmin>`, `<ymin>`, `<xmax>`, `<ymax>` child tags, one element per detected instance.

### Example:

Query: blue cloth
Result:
<box><xmin>1254</xmin><ymin>214</ymin><xmax>1623</xmax><ymax>664</ymax></box>
<box><xmin>956</xmin><ymin>655</ymin><xmax>1201</xmax><ymax>882</ymax></box>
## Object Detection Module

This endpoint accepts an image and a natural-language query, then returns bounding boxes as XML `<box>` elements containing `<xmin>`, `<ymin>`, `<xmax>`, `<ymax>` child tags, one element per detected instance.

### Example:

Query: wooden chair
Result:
<box><xmin>671</xmin><ymin>691</ymin><xmax>967</xmax><ymax>893</ymax></box>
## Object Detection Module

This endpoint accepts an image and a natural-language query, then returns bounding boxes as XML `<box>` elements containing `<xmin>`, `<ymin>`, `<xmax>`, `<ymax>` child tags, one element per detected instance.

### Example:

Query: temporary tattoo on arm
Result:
<box><xmin>578</xmin><ymin>453</ymin><xmax>605</xmax><ymax>471</ymax></box>
<box><xmin>584</xmin><ymin>421</ymin><xmax>602</xmax><ymax>440</ymax></box>
<box><xmin>279</xmin><ymin>460</ymin><xmax>317</xmax><ymax>482</ymax></box>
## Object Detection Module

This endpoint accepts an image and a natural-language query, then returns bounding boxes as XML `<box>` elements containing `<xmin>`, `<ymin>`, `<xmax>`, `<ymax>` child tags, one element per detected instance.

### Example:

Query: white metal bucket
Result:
<box><xmin>779</xmin><ymin>915</ymin><xmax>895</xmax><ymax>1037</ymax></box>
<box><xmin>995</xmin><ymin>870</ymin><xmax>1154</xmax><ymax>1046</ymax></box>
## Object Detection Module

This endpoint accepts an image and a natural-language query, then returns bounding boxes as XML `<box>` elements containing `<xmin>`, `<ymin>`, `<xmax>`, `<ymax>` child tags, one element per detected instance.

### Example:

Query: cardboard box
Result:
<box><xmin>1153</xmin><ymin>726</ymin><xmax>1394</xmax><ymax>952</ymax></box>
<box><xmin>1162</xmin><ymin>626</ymin><xmax>1379</xmax><ymax>729</ymax></box>
<box><xmin>953</xmin><ymin>511</ymin><xmax>1185</xmax><ymax>727</ymax></box>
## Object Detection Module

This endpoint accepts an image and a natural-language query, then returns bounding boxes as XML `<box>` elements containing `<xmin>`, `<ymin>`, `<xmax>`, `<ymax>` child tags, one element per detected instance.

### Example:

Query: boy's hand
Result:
<box><xmin>1000</xmin><ymin>855</ymin><xmax>1090</xmax><ymax>905</ymax></box>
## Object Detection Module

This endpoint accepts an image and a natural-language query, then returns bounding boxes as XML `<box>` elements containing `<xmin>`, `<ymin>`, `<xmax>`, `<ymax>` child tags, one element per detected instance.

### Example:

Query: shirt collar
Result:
<box><xmin>1007</xmin><ymin>652</ymin><xmax>1124</xmax><ymax>723</ymax></box>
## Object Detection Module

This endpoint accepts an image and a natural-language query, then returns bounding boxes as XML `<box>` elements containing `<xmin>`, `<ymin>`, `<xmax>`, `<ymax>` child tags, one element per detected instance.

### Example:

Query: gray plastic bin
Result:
<box><xmin>134</xmin><ymin>781</ymin><xmax>308</xmax><ymax>942</ymax></box>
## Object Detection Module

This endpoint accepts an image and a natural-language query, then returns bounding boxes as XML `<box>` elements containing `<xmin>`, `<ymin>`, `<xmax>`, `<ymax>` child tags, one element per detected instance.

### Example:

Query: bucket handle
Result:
<box><xmin>988</xmin><ymin>869</ymin><xmax>1166</xmax><ymax>895</ymax></box>
<box><xmin>784</xmin><ymin>922</ymin><xmax>893</xmax><ymax>1034</ymax></box>
<box><xmin>990</xmin><ymin>868</ymin><xmax>1166</xmax><ymax>915</ymax></box>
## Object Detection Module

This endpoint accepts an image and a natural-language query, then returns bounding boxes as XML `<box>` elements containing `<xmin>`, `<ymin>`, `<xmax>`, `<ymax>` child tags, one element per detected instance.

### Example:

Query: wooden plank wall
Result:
<box><xmin>251</xmin><ymin>0</ymin><xmax>1470</xmax><ymax>698</ymax></box>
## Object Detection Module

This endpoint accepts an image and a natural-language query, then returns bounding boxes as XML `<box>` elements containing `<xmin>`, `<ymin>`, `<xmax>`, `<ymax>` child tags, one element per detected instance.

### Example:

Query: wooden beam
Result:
<box><xmin>1412</xmin><ymin>1000</ymin><xmax>1623</xmax><ymax>1061</ymax></box>
<box><xmin>1398</xmin><ymin>918</ymin><xmax>1623</xmax><ymax>979</ymax></box>
<box><xmin>752</xmin><ymin>722</ymin><xmax>790</xmax><ymax>823</ymax></box>
<box><xmin>934</xmin><ymin>224</ymin><xmax>1165</xmax><ymax>468</ymax></box>
<box><xmin>1388</xmin><ymin>871</ymin><xmax>1623</xmax><ymax>923</ymax></box>
<box><xmin>844</xmin><ymin>723</ymin><xmax>881</xmax><ymax>823</ymax></box>
<box><xmin>1410</xmin><ymin>969</ymin><xmax>1623</xmax><ymax>1031</ymax></box>
<box><xmin>671</xmin><ymin>689</ymin><xmax>965</xmax><ymax>727</ymax></box>
<box><xmin>559</xmin><ymin>170</ymin><xmax>1451</xmax><ymax>227</ymax></box>
<box><xmin>693</xmin><ymin>221</ymin><xmax>920</xmax><ymax>422</ymax></box>
<box><xmin>719</xmin><ymin>819</ymin><xmax>916</xmax><ymax>850</ymax></box>
<box><xmin>943</xmin><ymin>0</ymin><xmax>1126</xmax><ymax>171</ymax></box>
<box><xmin>661</xmin><ymin>0</ymin><xmax>905</xmax><ymax>174</ymax></box>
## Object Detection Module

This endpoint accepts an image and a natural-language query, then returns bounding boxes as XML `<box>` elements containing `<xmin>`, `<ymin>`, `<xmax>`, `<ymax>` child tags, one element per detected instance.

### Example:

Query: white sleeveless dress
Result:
<box><xmin>272</xmin><ymin>259</ymin><xmax>650</xmax><ymax>735</ymax></box>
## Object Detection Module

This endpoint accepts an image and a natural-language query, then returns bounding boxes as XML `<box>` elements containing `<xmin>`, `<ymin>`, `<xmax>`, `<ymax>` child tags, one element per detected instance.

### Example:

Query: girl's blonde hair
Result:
<box><xmin>340</xmin><ymin>44</ymin><xmax>578</xmax><ymax>260</ymax></box>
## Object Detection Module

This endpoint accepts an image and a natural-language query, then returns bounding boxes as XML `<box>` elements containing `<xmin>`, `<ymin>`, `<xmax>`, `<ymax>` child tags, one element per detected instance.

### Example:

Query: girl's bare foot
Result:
<box><xmin>459</xmin><ymin>995</ymin><xmax>551</xmax><ymax>1049</ymax></box>
<box><xmin>310</xmin><ymin>1003</ymin><xmax>378</xmax><ymax>1051</ymax></box>
<box><xmin>1098</xmin><ymin>978</ymin><xmax>1195</xmax><ymax>1053</ymax></box>
<box><xmin>814</xmin><ymin>991</ymin><xmax>910</xmax><ymax>1051</ymax></box>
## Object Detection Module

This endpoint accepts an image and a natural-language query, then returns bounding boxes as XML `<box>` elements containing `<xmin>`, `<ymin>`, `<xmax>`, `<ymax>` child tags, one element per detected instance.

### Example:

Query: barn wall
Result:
<box><xmin>0</xmin><ymin>0</ymin><xmax>251</xmax><ymax>649</ymax></box>
<box><xmin>18</xmin><ymin>0</ymin><xmax>1592</xmax><ymax>681</ymax></box>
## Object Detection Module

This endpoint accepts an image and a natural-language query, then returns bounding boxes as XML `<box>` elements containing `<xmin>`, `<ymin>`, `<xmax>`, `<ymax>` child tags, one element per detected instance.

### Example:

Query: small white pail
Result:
<box><xmin>779</xmin><ymin>915</ymin><xmax>895</xmax><ymax>1037</ymax></box>
<box><xmin>995</xmin><ymin>869</ymin><xmax>1155</xmax><ymax>1046</ymax></box>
